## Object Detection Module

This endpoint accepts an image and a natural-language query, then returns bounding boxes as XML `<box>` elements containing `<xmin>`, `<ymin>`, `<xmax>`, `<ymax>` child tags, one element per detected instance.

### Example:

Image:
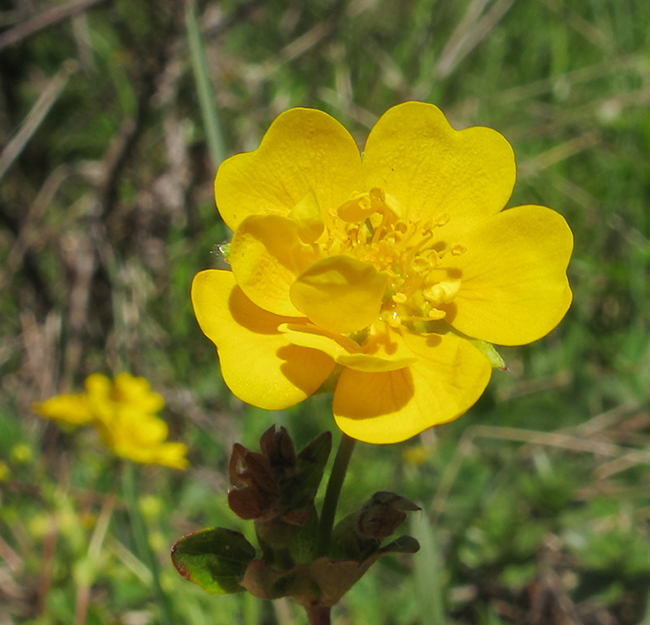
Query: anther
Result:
<box><xmin>359</xmin><ymin>197</ymin><xmax>372</xmax><ymax>211</ymax></box>
<box><xmin>382</xmin><ymin>311</ymin><xmax>402</xmax><ymax>328</ymax></box>
<box><xmin>428</xmin><ymin>309</ymin><xmax>446</xmax><ymax>320</ymax></box>
<box><xmin>369</xmin><ymin>188</ymin><xmax>386</xmax><ymax>203</ymax></box>
<box><xmin>434</xmin><ymin>213</ymin><xmax>450</xmax><ymax>227</ymax></box>
<box><xmin>423</xmin><ymin>281</ymin><xmax>460</xmax><ymax>306</ymax></box>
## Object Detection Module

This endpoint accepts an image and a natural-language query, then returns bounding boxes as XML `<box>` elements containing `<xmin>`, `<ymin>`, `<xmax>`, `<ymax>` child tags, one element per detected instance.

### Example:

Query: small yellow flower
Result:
<box><xmin>32</xmin><ymin>373</ymin><xmax>188</xmax><ymax>469</ymax></box>
<box><xmin>0</xmin><ymin>461</ymin><xmax>10</xmax><ymax>482</ymax></box>
<box><xmin>10</xmin><ymin>443</ymin><xmax>33</xmax><ymax>465</ymax></box>
<box><xmin>402</xmin><ymin>445</ymin><xmax>430</xmax><ymax>467</ymax></box>
<box><xmin>192</xmin><ymin>102</ymin><xmax>573</xmax><ymax>444</ymax></box>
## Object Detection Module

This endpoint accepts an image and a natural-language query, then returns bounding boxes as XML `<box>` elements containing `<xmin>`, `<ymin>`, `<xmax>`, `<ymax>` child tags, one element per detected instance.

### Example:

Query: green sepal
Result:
<box><xmin>171</xmin><ymin>527</ymin><xmax>256</xmax><ymax>594</ymax></box>
<box><xmin>467</xmin><ymin>339</ymin><xmax>506</xmax><ymax>369</ymax></box>
<box><xmin>217</xmin><ymin>241</ymin><xmax>231</xmax><ymax>262</ymax></box>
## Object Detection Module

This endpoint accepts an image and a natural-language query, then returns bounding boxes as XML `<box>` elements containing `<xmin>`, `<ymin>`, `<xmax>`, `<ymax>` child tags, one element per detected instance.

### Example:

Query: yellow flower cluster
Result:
<box><xmin>32</xmin><ymin>373</ymin><xmax>188</xmax><ymax>469</ymax></box>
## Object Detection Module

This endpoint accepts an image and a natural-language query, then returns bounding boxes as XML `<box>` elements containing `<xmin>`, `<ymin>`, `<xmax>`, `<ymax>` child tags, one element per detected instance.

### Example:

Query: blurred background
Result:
<box><xmin>2</xmin><ymin>0</ymin><xmax>650</xmax><ymax>623</ymax></box>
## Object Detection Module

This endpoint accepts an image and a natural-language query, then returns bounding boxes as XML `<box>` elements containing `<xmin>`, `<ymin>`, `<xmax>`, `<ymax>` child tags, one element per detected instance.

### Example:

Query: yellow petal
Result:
<box><xmin>112</xmin><ymin>373</ymin><xmax>165</xmax><ymax>414</ymax></box>
<box><xmin>443</xmin><ymin>205</ymin><xmax>573</xmax><ymax>346</ymax></box>
<box><xmin>333</xmin><ymin>332</ymin><xmax>491</xmax><ymax>444</ymax></box>
<box><xmin>192</xmin><ymin>270</ymin><xmax>335</xmax><ymax>409</ymax></box>
<box><xmin>85</xmin><ymin>373</ymin><xmax>111</xmax><ymax>399</ymax></box>
<box><xmin>363</xmin><ymin>102</ymin><xmax>515</xmax><ymax>238</ymax></box>
<box><xmin>289</xmin><ymin>190</ymin><xmax>325</xmax><ymax>243</ymax></box>
<box><xmin>98</xmin><ymin>410</ymin><xmax>189</xmax><ymax>469</ymax></box>
<box><xmin>279</xmin><ymin>323</ymin><xmax>417</xmax><ymax>372</ymax></box>
<box><xmin>290</xmin><ymin>255</ymin><xmax>387</xmax><ymax>334</ymax></box>
<box><xmin>31</xmin><ymin>394</ymin><xmax>94</xmax><ymax>426</ymax></box>
<box><xmin>215</xmin><ymin>108</ymin><xmax>363</xmax><ymax>230</ymax></box>
<box><xmin>151</xmin><ymin>442</ymin><xmax>189</xmax><ymax>470</ymax></box>
<box><xmin>230</xmin><ymin>215</ymin><xmax>320</xmax><ymax>317</ymax></box>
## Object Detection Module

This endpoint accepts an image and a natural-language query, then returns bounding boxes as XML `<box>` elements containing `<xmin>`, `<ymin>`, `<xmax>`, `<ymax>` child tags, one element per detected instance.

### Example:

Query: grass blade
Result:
<box><xmin>411</xmin><ymin>510</ymin><xmax>447</xmax><ymax>625</ymax></box>
<box><xmin>0</xmin><ymin>61</ymin><xmax>77</xmax><ymax>182</ymax></box>
<box><xmin>185</xmin><ymin>0</ymin><xmax>226</xmax><ymax>169</ymax></box>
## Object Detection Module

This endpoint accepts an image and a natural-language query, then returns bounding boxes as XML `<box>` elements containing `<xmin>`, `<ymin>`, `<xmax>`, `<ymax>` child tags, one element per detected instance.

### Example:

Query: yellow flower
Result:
<box><xmin>192</xmin><ymin>102</ymin><xmax>573</xmax><ymax>445</ymax></box>
<box><xmin>32</xmin><ymin>373</ymin><xmax>188</xmax><ymax>469</ymax></box>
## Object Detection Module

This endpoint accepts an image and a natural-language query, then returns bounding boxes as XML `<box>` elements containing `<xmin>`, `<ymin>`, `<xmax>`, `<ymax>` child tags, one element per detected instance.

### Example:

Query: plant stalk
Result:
<box><xmin>122</xmin><ymin>462</ymin><xmax>174</xmax><ymax>625</ymax></box>
<box><xmin>316</xmin><ymin>433</ymin><xmax>356</xmax><ymax>558</ymax></box>
<box><xmin>306</xmin><ymin>605</ymin><xmax>332</xmax><ymax>625</ymax></box>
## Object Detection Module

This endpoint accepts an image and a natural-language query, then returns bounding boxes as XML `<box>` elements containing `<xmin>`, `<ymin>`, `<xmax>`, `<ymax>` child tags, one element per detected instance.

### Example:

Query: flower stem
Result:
<box><xmin>316</xmin><ymin>433</ymin><xmax>356</xmax><ymax>558</ymax></box>
<box><xmin>122</xmin><ymin>462</ymin><xmax>174</xmax><ymax>625</ymax></box>
<box><xmin>306</xmin><ymin>605</ymin><xmax>332</xmax><ymax>625</ymax></box>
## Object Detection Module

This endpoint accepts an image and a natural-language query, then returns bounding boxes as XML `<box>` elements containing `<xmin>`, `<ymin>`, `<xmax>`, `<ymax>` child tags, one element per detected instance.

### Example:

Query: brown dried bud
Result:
<box><xmin>228</xmin><ymin>443</ymin><xmax>281</xmax><ymax>521</ymax></box>
<box><xmin>227</xmin><ymin>426</ymin><xmax>331</xmax><ymax>525</ymax></box>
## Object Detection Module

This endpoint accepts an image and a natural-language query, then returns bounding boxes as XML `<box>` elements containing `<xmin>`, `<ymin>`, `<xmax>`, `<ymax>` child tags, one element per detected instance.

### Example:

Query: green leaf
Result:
<box><xmin>171</xmin><ymin>527</ymin><xmax>256</xmax><ymax>594</ymax></box>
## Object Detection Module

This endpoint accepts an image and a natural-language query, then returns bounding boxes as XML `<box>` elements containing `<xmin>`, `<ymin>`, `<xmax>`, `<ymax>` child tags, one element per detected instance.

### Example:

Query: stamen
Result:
<box><xmin>381</xmin><ymin>310</ymin><xmax>402</xmax><ymax>328</ymax></box>
<box><xmin>333</xmin><ymin>188</ymin><xmax>463</xmax><ymax>332</ymax></box>
<box><xmin>428</xmin><ymin>309</ymin><xmax>446</xmax><ymax>320</ymax></box>
<box><xmin>423</xmin><ymin>281</ymin><xmax>460</xmax><ymax>306</ymax></box>
<box><xmin>434</xmin><ymin>213</ymin><xmax>450</xmax><ymax>227</ymax></box>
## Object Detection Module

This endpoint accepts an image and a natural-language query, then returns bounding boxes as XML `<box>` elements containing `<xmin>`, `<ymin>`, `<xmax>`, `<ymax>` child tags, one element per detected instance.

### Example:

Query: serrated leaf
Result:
<box><xmin>171</xmin><ymin>527</ymin><xmax>256</xmax><ymax>594</ymax></box>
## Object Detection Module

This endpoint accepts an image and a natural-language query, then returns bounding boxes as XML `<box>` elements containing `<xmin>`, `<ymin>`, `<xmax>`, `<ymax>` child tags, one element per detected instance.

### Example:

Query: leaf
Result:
<box><xmin>330</xmin><ymin>491</ymin><xmax>420</xmax><ymax>561</ymax></box>
<box><xmin>171</xmin><ymin>527</ymin><xmax>256</xmax><ymax>594</ymax></box>
<box><xmin>379</xmin><ymin>534</ymin><xmax>420</xmax><ymax>554</ymax></box>
<box><xmin>292</xmin><ymin>431</ymin><xmax>332</xmax><ymax>505</ymax></box>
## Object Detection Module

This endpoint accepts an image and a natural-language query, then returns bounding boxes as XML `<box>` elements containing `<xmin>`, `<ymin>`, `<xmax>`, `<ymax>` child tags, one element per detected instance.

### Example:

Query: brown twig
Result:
<box><xmin>0</xmin><ymin>0</ymin><xmax>112</xmax><ymax>52</ymax></box>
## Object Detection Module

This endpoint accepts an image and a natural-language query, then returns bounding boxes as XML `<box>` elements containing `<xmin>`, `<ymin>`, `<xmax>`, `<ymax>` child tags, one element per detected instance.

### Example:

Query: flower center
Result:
<box><xmin>332</xmin><ymin>188</ymin><xmax>465</xmax><ymax>330</ymax></box>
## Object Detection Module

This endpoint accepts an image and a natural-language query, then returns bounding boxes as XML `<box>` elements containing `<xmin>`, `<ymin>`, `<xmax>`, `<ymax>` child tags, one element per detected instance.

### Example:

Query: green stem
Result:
<box><xmin>316</xmin><ymin>433</ymin><xmax>356</xmax><ymax>558</ymax></box>
<box><xmin>122</xmin><ymin>462</ymin><xmax>174</xmax><ymax>625</ymax></box>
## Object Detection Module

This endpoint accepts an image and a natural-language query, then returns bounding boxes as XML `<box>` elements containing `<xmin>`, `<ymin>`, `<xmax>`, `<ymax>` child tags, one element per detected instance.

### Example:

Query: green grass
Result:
<box><xmin>3</xmin><ymin>0</ymin><xmax>650</xmax><ymax>623</ymax></box>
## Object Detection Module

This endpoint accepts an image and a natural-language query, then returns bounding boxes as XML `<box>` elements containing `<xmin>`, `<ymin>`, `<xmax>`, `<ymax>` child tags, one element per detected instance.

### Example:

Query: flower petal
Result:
<box><xmin>192</xmin><ymin>270</ymin><xmax>335</xmax><ymax>409</ymax></box>
<box><xmin>443</xmin><ymin>205</ymin><xmax>573</xmax><ymax>346</ymax></box>
<box><xmin>279</xmin><ymin>323</ymin><xmax>417</xmax><ymax>372</ymax></box>
<box><xmin>289</xmin><ymin>190</ymin><xmax>325</xmax><ymax>243</ymax></box>
<box><xmin>215</xmin><ymin>108</ymin><xmax>363</xmax><ymax>231</ymax></box>
<box><xmin>290</xmin><ymin>255</ymin><xmax>387</xmax><ymax>334</ymax></box>
<box><xmin>31</xmin><ymin>394</ymin><xmax>94</xmax><ymax>426</ymax></box>
<box><xmin>333</xmin><ymin>332</ymin><xmax>491</xmax><ymax>444</ymax></box>
<box><xmin>112</xmin><ymin>373</ymin><xmax>165</xmax><ymax>414</ymax></box>
<box><xmin>230</xmin><ymin>215</ymin><xmax>320</xmax><ymax>317</ymax></box>
<box><xmin>363</xmin><ymin>102</ymin><xmax>515</xmax><ymax>238</ymax></box>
